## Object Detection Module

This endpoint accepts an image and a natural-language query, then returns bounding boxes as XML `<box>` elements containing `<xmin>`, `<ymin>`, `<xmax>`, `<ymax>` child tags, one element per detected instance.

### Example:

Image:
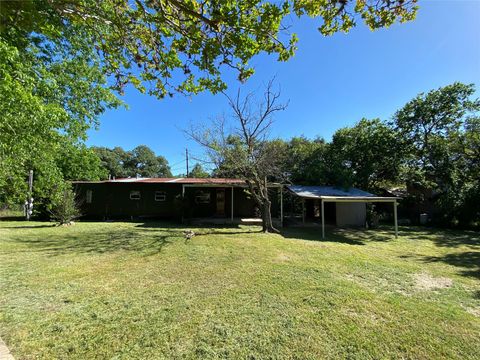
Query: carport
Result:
<box><xmin>286</xmin><ymin>185</ymin><xmax>400</xmax><ymax>238</ymax></box>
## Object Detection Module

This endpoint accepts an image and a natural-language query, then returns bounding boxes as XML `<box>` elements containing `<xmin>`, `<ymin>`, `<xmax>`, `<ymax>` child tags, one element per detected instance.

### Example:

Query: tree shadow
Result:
<box><xmin>135</xmin><ymin>221</ymin><xmax>263</xmax><ymax>237</ymax></box>
<box><xmin>280</xmin><ymin>226</ymin><xmax>394</xmax><ymax>245</ymax></box>
<box><xmin>398</xmin><ymin>226</ymin><xmax>480</xmax><ymax>249</ymax></box>
<box><xmin>421</xmin><ymin>251</ymin><xmax>480</xmax><ymax>279</ymax></box>
<box><xmin>0</xmin><ymin>216</ymin><xmax>27</xmax><ymax>221</ymax></box>
<box><xmin>7</xmin><ymin>221</ymin><xmax>263</xmax><ymax>257</ymax></box>
<box><xmin>9</xmin><ymin>227</ymin><xmax>181</xmax><ymax>256</ymax></box>
<box><xmin>1</xmin><ymin>224</ymin><xmax>56</xmax><ymax>229</ymax></box>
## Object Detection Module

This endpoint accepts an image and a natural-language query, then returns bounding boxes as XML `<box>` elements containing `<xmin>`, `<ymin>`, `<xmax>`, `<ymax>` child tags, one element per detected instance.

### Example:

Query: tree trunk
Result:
<box><xmin>261</xmin><ymin>199</ymin><xmax>279</xmax><ymax>233</ymax></box>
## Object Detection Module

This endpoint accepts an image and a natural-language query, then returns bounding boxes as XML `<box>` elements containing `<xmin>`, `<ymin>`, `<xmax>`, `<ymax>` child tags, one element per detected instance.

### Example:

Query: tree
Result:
<box><xmin>92</xmin><ymin>147</ymin><xmax>129</xmax><ymax>178</ymax></box>
<box><xmin>188</xmin><ymin>80</ymin><xmax>287</xmax><ymax>232</ymax></box>
<box><xmin>393</xmin><ymin>82</ymin><xmax>480</xmax><ymax>224</ymax></box>
<box><xmin>124</xmin><ymin>145</ymin><xmax>172</xmax><ymax>178</ymax></box>
<box><xmin>93</xmin><ymin>145</ymin><xmax>172</xmax><ymax>178</ymax></box>
<box><xmin>0</xmin><ymin>15</ymin><xmax>120</xmax><ymax>209</ymax></box>
<box><xmin>1</xmin><ymin>0</ymin><xmax>418</xmax><ymax>97</ymax></box>
<box><xmin>49</xmin><ymin>184</ymin><xmax>82</xmax><ymax>225</ymax></box>
<box><xmin>328</xmin><ymin>118</ymin><xmax>403</xmax><ymax>191</ymax></box>
<box><xmin>1</xmin><ymin>0</ymin><xmax>418</xmax><ymax>211</ymax></box>
<box><xmin>281</xmin><ymin>136</ymin><xmax>325</xmax><ymax>184</ymax></box>
<box><xmin>189</xmin><ymin>163</ymin><xmax>210</xmax><ymax>178</ymax></box>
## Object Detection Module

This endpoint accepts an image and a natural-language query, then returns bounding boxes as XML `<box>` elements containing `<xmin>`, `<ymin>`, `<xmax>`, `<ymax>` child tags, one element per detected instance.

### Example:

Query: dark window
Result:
<box><xmin>195</xmin><ymin>191</ymin><xmax>211</xmax><ymax>204</ymax></box>
<box><xmin>130</xmin><ymin>190</ymin><xmax>141</xmax><ymax>200</ymax></box>
<box><xmin>86</xmin><ymin>190</ymin><xmax>93</xmax><ymax>204</ymax></box>
<box><xmin>155</xmin><ymin>191</ymin><xmax>166</xmax><ymax>202</ymax></box>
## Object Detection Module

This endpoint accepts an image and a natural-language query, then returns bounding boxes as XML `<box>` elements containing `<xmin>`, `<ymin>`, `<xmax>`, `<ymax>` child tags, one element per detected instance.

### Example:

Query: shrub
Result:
<box><xmin>49</xmin><ymin>185</ymin><xmax>81</xmax><ymax>225</ymax></box>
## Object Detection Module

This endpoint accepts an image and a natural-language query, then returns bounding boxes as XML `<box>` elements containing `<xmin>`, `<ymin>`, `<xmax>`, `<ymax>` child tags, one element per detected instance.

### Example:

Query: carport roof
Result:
<box><xmin>286</xmin><ymin>185</ymin><xmax>399</xmax><ymax>201</ymax></box>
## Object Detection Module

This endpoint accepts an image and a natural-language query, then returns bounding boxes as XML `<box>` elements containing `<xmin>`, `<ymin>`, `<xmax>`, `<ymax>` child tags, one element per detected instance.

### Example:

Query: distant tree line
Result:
<box><xmin>92</xmin><ymin>145</ymin><xmax>172</xmax><ymax>179</ymax></box>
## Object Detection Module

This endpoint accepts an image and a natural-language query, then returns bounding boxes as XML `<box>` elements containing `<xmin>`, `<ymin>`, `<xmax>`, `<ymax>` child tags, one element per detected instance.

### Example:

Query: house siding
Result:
<box><xmin>74</xmin><ymin>182</ymin><xmax>279</xmax><ymax>220</ymax></box>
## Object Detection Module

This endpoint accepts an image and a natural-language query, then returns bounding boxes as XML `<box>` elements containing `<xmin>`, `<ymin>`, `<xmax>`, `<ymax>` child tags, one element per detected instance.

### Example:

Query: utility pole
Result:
<box><xmin>185</xmin><ymin>148</ymin><xmax>189</xmax><ymax>177</ymax></box>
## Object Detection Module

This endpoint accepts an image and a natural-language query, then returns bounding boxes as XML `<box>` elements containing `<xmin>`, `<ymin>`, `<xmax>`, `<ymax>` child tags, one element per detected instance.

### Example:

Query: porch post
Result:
<box><xmin>394</xmin><ymin>199</ymin><xmax>398</xmax><ymax>238</ymax></box>
<box><xmin>321</xmin><ymin>199</ymin><xmax>325</xmax><ymax>239</ymax></box>
<box><xmin>280</xmin><ymin>186</ymin><xmax>283</xmax><ymax>227</ymax></box>
<box><xmin>302</xmin><ymin>198</ymin><xmax>305</xmax><ymax>224</ymax></box>
<box><xmin>231</xmin><ymin>187</ymin><xmax>234</xmax><ymax>222</ymax></box>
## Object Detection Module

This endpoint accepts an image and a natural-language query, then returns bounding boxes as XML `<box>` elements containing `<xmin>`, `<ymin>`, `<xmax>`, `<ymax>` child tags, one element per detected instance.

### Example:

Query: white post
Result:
<box><xmin>280</xmin><ymin>186</ymin><xmax>283</xmax><ymax>227</ymax></box>
<box><xmin>231</xmin><ymin>187</ymin><xmax>234</xmax><ymax>222</ymax></box>
<box><xmin>394</xmin><ymin>200</ymin><xmax>398</xmax><ymax>238</ymax></box>
<box><xmin>321</xmin><ymin>199</ymin><xmax>325</xmax><ymax>239</ymax></box>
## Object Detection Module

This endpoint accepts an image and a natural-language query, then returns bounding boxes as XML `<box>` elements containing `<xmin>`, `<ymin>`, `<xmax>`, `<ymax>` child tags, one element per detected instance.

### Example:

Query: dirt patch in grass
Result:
<box><xmin>414</xmin><ymin>273</ymin><xmax>453</xmax><ymax>291</ymax></box>
<box><xmin>466</xmin><ymin>307</ymin><xmax>480</xmax><ymax>317</ymax></box>
<box><xmin>275</xmin><ymin>253</ymin><xmax>292</xmax><ymax>262</ymax></box>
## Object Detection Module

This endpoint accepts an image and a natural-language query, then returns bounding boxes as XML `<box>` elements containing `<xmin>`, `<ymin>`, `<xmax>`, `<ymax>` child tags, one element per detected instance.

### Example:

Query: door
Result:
<box><xmin>216</xmin><ymin>188</ymin><xmax>225</xmax><ymax>216</ymax></box>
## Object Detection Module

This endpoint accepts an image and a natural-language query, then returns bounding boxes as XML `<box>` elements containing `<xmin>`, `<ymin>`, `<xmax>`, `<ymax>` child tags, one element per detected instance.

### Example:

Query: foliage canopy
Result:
<box><xmin>1</xmin><ymin>0</ymin><xmax>418</xmax><ymax>97</ymax></box>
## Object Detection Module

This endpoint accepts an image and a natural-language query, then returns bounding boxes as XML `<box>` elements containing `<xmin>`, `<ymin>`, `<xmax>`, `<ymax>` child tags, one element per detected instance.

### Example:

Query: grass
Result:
<box><xmin>0</xmin><ymin>221</ymin><xmax>479</xmax><ymax>359</ymax></box>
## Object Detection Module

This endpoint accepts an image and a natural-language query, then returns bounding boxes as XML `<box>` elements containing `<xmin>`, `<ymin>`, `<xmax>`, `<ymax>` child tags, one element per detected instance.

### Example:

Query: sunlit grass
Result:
<box><xmin>0</xmin><ymin>221</ymin><xmax>479</xmax><ymax>359</ymax></box>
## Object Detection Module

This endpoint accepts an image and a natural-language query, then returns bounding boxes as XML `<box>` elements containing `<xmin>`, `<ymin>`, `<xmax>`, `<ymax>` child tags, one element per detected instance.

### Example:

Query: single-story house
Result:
<box><xmin>286</xmin><ymin>185</ymin><xmax>400</xmax><ymax>238</ymax></box>
<box><xmin>73</xmin><ymin>178</ymin><xmax>400</xmax><ymax>237</ymax></box>
<box><xmin>73</xmin><ymin>177</ymin><xmax>282</xmax><ymax>222</ymax></box>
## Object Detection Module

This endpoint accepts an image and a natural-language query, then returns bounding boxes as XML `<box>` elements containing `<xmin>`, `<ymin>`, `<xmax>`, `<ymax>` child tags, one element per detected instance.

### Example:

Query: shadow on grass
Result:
<box><xmin>421</xmin><ymin>251</ymin><xmax>480</xmax><ymax>279</ymax></box>
<box><xmin>398</xmin><ymin>226</ymin><xmax>480</xmax><ymax>249</ymax></box>
<box><xmin>1</xmin><ymin>224</ymin><xmax>56</xmax><ymax>229</ymax></box>
<box><xmin>6</xmin><ymin>221</ymin><xmax>262</xmax><ymax>256</ymax></box>
<box><xmin>280</xmin><ymin>226</ymin><xmax>393</xmax><ymax>245</ymax></box>
<box><xmin>8</xmin><ymin>226</ymin><xmax>179</xmax><ymax>256</ymax></box>
<box><xmin>136</xmin><ymin>221</ymin><xmax>263</xmax><ymax>237</ymax></box>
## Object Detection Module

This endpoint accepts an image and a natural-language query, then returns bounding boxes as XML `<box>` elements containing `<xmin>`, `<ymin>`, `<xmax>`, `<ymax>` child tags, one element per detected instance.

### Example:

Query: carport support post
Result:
<box><xmin>394</xmin><ymin>200</ymin><xmax>398</xmax><ymax>238</ymax></box>
<box><xmin>321</xmin><ymin>199</ymin><xmax>325</xmax><ymax>239</ymax></box>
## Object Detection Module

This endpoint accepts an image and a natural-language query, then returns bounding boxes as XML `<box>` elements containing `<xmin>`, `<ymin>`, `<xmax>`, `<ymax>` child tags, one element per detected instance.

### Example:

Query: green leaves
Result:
<box><xmin>1</xmin><ymin>0</ymin><xmax>418</xmax><ymax>97</ymax></box>
<box><xmin>0</xmin><ymin>31</ymin><xmax>118</xmax><ymax>209</ymax></box>
<box><xmin>393</xmin><ymin>82</ymin><xmax>480</xmax><ymax>226</ymax></box>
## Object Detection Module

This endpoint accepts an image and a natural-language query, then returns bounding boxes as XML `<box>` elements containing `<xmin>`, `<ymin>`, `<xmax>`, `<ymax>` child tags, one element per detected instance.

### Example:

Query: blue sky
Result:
<box><xmin>87</xmin><ymin>0</ymin><xmax>480</xmax><ymax>176</ymax></box>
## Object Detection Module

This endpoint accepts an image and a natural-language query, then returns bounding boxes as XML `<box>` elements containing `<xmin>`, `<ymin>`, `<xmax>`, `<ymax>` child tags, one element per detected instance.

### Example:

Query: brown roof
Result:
<box><xmin>72</xmin><ymin>177</ymin><xmax>246</xmax><ymax>185</ymax></box>
<box><xmin>139</xmin><ymin>178</ymin><xmax>245</xmax><ymax>184</ymax></box>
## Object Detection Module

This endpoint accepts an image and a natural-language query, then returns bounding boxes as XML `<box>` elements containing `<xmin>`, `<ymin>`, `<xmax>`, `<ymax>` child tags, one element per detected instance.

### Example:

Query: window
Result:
<box><xmin>86</xmin><ymin>190</ymin><xmax>93</xmax><ymax>204</ymax></box>
<box><xmin>155</xmin><ymin>191</ymin><xmax>166</xmax><ymax>202</ymax></box>
<box><xmin>195</xmin><ymin>191</ymin><xmax>211</xmax><ymax>204</ymax></box>
<box><xmin>130</xmin><ymin>190</ymin><xmax>141</xmax><ymax>200</ymax></box>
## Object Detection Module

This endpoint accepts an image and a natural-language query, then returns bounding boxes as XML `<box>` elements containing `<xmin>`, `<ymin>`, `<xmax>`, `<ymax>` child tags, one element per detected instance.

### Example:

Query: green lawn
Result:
<box><xmin>0</xmin><ymin>221</ymin><xmax>479</xmax><ymax>359</ymax></box>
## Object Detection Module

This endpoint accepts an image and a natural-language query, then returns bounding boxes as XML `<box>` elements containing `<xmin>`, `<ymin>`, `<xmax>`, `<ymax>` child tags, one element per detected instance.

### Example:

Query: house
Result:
<box><xmin>73</xmin><ymin>177</ymin><xmax>282</xmax><ymax>223</ymax></box>
<box><xmin>285</xmin><ymin>185</ymin><xmax>400</xmax><ymax>238</ymax></box>
<box><xmin>73</xmin><ymin>179</ymin><xmax>399</xmax><ymax>237</ymax></box>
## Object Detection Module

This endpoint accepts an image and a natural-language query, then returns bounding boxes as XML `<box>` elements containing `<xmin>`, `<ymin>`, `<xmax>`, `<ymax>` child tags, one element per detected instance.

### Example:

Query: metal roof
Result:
<box><xmin>286</xmin><ymin>185</ymin><xmax>399</xmax><ymax>201</ymax></box>
<box><xmin>73</xmin><ymin>177</ymin><xmax>246</xmax><ymax>185</ymax></box>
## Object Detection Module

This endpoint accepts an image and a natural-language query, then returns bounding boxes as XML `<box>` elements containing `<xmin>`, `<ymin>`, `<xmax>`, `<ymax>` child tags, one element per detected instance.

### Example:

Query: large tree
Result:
<box><xmin>188</xmin><ymin>80</ymin><xmax>287</xmax><ymax>232</ymax></box>
<box><xmin>0</xmin><ymin>38</ymin><xmax>116</xmax><ymax>207</ymax></box>
<box><xmin>393</xmin><ymin>82</ymin><xmax>480</xmax><ymax>224</ymax></box>
<box><xmin>328</xmin><ymin>118</ymin><xmax>403</xmax><ymax>191</ymax></box>
<box><xmin>188</xmin><ymin>163</ymin><xmax>210</xmax><ymax>178</ymax></box>
<box><xmin>125</xmin><ymin>145</ymin><xmax>172</xmax><ymax>178</ymax></box>
<box><xmin>93</xmin><ymin>145</ymin><xmax>172</xmax><ymax>178</ymax></box>
<box><xmin>0</xmin><ymin>0</ymin><xmax>418</xmax><ymax>211</ymax></box>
